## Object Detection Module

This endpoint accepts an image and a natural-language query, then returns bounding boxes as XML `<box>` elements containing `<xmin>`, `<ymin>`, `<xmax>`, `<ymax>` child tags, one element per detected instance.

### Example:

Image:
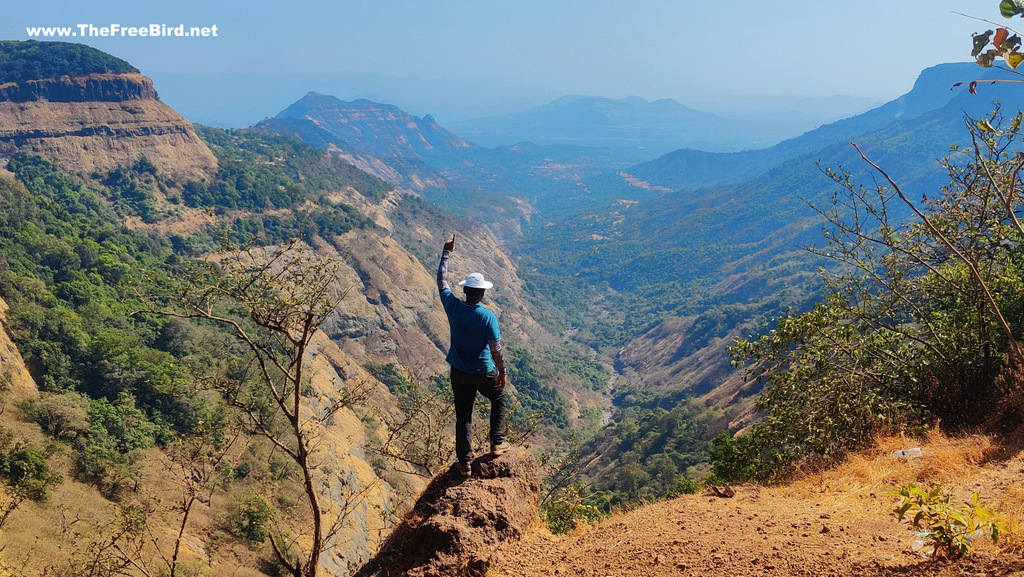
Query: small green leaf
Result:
<box><xmin>1007</xmin><ymin>52</ymin><xmax>1024</xmax><ymax>70</ymax></box>
<box><xmin>1002</xmin><ymin>0</ymin><xmax>1024</xmax><ymax>17</ymax></box>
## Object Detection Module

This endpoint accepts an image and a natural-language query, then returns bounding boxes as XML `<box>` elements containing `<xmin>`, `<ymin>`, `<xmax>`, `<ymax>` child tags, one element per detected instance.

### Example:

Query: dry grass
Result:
<box><xmin>787</xmin><ymin>428</ymin><xmax>1024</xmax><ymax>545</ymax></box>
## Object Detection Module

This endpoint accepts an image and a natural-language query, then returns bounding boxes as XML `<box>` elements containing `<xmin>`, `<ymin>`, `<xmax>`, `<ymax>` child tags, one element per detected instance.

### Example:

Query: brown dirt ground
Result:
<box><xmin>487</xmin><ymin>433</ymin><xmax>1024</xmax><ymax>577</ymax></box>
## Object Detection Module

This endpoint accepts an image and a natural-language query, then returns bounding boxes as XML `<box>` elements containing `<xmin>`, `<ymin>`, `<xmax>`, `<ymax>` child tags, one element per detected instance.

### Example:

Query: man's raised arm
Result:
<box><xmin>437</xmin><ymin>233</ymin><xmax>455</xmax><ymax>296</ymax></box>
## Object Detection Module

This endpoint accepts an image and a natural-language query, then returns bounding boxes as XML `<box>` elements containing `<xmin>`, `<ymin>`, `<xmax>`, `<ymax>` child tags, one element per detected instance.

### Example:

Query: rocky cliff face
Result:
<box><xmin>0</xmin><ymin>73</ymin><xmax>157</xmax><ymax>102</ymax></box>
<box><xmin>304</xmin><ymin>332</ymin><xmax>404</xmax><ymax>575</ymax></box>
<box><xmin>316</xmin><ymin>182</ymin><xmax>554</xmax><ymax>375</ymax></box>
<box><xmin>0</xmin><ymin>73</ymin><xmax>216</xmax><ymax>180</ymax></box>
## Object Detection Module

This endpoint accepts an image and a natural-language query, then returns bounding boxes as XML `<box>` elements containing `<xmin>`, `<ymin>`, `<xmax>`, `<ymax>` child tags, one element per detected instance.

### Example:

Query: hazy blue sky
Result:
<box><xmin>1</xmin><ymin>1</ymin><xmax>998</xmax><ymax>125</ymax></box>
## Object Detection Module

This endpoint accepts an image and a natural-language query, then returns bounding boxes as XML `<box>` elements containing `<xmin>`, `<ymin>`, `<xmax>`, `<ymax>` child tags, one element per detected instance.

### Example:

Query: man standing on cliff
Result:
<box><xmin>437</xmin><ymin>233</ymin><xmax>509</xmax><ymax>477</ymax></box>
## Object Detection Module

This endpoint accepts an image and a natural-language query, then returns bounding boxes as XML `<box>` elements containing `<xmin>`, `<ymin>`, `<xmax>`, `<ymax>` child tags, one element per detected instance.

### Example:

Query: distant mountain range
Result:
<box><xmin>443</xmin><ymin>94</ymin><xmax>878</xmax><ymax>153</ymax></box>
<box><xmin>625</xmin><ymin>62</ymin><xmax>1007</xmax><ymax>191</ymax></box>
<box><xmin>252</xmin><ymin>92</ymin><xmax>474</xmax><ymax>193</ymax></box>
<box><xmin>252</xmin><ymin>92</ymin><xmax>657</xmax><ymax>239</ymax></box>
<box><xmin>446</xmin><ymin>95</ymin><xmax>730</xmax><ymax>153</ymax></box>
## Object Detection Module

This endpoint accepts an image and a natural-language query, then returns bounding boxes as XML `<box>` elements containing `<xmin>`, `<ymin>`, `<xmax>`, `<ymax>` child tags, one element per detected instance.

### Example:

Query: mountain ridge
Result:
<box><xmin>625</xmin><ymin>61</ymin><xmax>990</xmax><ymax>191</ymax></box>
<box><xmin>445</xmin><ymin>94</ymin><xmax>740</xmax><ymax>153</ymax></box>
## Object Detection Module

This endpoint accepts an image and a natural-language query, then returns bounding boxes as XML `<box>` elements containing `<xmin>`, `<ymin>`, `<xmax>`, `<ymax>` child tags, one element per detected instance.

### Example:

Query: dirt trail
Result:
<box><xmin>487</xmin><ymin>435</ymin><xmax>1024</xmax><ymax>577</ymax></box>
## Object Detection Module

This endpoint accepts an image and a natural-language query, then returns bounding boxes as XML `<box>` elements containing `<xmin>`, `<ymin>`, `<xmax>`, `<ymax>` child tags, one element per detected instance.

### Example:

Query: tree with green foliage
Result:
<box><xmin>0</xmin><ymin>433</ymin><xmax>61</xmax><ymax>529</ymax></box>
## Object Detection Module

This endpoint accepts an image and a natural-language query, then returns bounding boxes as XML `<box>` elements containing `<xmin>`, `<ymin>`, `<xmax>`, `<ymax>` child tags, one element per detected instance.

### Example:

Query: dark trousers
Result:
<box><xmin>450</xmin><ymin>367</ymin><xmax>507</xmax><ymax>464</ymax></box>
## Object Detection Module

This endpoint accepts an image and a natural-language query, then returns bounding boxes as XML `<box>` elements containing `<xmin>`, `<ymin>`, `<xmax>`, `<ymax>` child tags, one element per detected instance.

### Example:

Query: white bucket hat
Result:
<box><xmin>458</xmin><ymin>272</ymin><xmax>493</xmax><ymax>290</ymax></box>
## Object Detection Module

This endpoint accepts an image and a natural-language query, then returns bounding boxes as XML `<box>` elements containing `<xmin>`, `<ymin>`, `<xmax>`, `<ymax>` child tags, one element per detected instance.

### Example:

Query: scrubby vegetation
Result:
<box><xmin>182</xmin><ymin>126</ymin><xmax>378</xmax><ymax>245</ymax></box>
<box><xmin>0</xmin><ymin>428</ymin><xmax>60</xmax><ymax>528</ymax></box>
<box><xmin>0</xmin><ymin>40</ymin><xmax>139</xmax><ymax>84</ymax></box>
<box><xmin>716</xmin><ymin>110</ymin><xmax>1024</xmax><ymax>482</ymax></box>
<box><xmin>583</xmin><ymin>391</ymin><xmax>717</xmax><ymax>507</ymax></box>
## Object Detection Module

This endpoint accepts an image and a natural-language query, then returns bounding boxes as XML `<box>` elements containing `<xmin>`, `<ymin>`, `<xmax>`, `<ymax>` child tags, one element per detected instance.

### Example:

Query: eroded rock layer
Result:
<box><xmin>0</xmin><ymin>73</ymin><xmax>216</xmax><ymax>180</ymax></box>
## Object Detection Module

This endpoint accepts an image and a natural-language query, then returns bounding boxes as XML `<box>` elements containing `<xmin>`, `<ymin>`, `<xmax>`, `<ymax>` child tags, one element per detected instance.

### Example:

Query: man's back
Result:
<box><xmin>440</xmin><ymin>292</ymin><xmax>500</xmax><ymax>374</ymax></box>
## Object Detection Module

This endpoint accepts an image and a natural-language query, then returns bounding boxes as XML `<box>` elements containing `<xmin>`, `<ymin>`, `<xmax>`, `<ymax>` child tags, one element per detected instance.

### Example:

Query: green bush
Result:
<box><xmin>234</xmin><ymin>490</ymin><xmax>275</xmax><ymax>544</ymax></box>
<box><xmin>707</xmin><ymin>430</ymin><xmax>760</xmax><ymax>483</ymax></box>
<box><xmin>892</xmin><ymin>483</ymin><xmax>1009</xmax><ymax>558</ymax></box>
<box><xmin>0</xmin><ymin>442</ymin><xmax>61</xmax><ymax>502</ymax></box>
<box><xmin>666</xmin><ymin>477</ymin><xmax>702</xmax><ymax>498</ymax></box>
<box><xmin>542</xmin><ymin>500</ymin><xmax>605</xmax><ymax>535</ymax></box>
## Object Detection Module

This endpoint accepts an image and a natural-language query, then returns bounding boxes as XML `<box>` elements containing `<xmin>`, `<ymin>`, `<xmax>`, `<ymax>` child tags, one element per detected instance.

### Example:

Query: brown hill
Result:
<box><xmin>0</xmin><ymin>73</ymin><xmax>216</xmax><ymax>180</ymax></box>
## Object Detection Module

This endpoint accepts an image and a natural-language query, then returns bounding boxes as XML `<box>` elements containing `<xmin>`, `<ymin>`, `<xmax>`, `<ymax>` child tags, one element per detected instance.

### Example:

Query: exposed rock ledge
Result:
<box><xmin>0</xmin><ymin>73</ymin><xmax>216</xmax><ymax>180</ymax></box>
<box><xmin>355</xmin><ymin>448</ymin><xmax>540</xmax><ymax>577</ymax></box>
<box><xmin>0</xmin><ymin>73</ymin><xmax>158</xmax><ymax>103</ymax></box>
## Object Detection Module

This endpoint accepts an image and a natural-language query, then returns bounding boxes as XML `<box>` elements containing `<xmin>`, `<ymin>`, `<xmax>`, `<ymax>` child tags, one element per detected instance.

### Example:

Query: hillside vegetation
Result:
<box><xmin>713</xmin><ymin>109</ymin><xmax>1024</xmax><ymax>483</ymax></box>
<box><xmin>0</xmin><ymin>40</ymin><xmax>139</xmax><ymax>84</ymax></box>
<box><xmin>0</xmin><ymin>120</ymin><xmax>418</xmax><ymax>575</ymax></box>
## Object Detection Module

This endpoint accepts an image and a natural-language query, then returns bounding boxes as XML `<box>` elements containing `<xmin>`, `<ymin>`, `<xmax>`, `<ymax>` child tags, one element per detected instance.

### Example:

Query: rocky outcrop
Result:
<box><xmin>354</xmin><ymin>448</ymin><xmax>540</xmax><ymax>577</ymax></box>
<box><xmin>0</xmin><ymin>73</ymin><xmax>158</xmax><ymax>103</ymax></box>
<box><xmin>0</xmin><ymin>73</ymin><xmax>216</xmax><ymax>180</ymax></box>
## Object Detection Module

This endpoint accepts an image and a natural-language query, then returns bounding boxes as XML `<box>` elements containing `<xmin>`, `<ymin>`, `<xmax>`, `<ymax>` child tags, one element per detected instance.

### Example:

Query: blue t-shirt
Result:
<box><xmin>441</xmin><ymin>288</ymin><xmax>500</xmax><ymax>374</ymax></box>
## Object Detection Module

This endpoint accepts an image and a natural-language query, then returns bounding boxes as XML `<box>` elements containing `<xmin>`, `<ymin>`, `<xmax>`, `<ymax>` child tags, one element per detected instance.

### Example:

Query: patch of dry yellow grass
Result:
<box><xmin>788</xmin><ymin>429</ymin><xmax>1024</xmax><ymax>544</ymax></box>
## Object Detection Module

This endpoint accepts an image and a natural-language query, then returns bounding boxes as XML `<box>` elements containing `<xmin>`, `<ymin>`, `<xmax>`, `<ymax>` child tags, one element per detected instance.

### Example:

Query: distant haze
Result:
<box><xmin>2</xmin><ymin>1</ymin><xmax>983</xmax><ymax>127</ymax></box>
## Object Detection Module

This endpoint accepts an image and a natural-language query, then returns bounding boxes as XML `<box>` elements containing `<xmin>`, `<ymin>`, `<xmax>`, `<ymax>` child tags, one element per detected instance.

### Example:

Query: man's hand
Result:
<box><xmin>496</xmin><ymin>371</ymin><xmax>506</xmax><ymax>391</ymax></box>
<box><xmin>443</xmin><ymin>233</ymin><xmax>456</xmax><ymax>253</ymax></box>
